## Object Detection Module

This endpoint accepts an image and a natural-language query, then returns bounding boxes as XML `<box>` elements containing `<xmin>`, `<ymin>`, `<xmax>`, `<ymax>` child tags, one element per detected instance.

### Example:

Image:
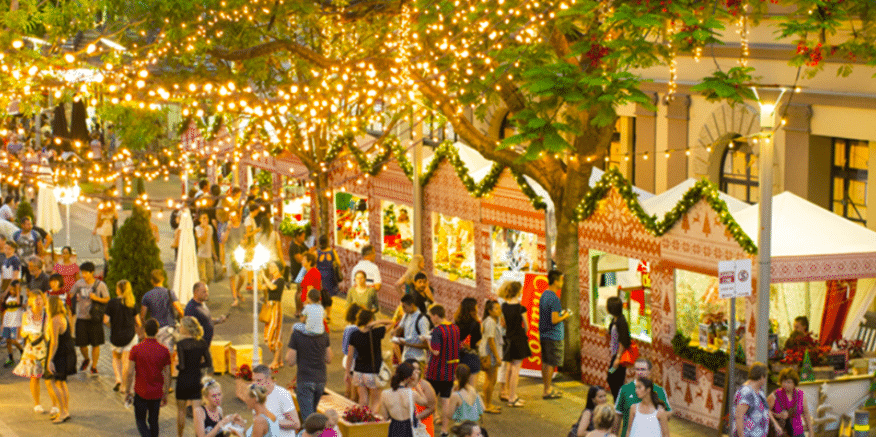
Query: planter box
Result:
<box><xmin>318</xmin><ymin>388</ymin><xmax>389</xmax><ymax>437</ymax></box>
<box><xmin>227</xmin><ymin>344</ymin><xmax>261</xmax><ymax>374</ymax></box>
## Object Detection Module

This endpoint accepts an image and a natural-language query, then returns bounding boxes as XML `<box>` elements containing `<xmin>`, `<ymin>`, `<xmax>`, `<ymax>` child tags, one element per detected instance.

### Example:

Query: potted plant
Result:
<box><xmin>234</xmin><ymin>364</ymin><xmax>253</xmax><ymax>402</ymax></box>
<box><xmin>338</xmin><ymin>405</ymin><xmax>389</xmax><ymax>437</ymax></box>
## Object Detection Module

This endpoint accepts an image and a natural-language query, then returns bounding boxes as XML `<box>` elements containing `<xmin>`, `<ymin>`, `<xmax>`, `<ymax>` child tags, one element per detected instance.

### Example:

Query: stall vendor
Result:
<box><xmin>784</xmin><ymin>316</ymin><xmax>809</xmax><ymax>350</ymax></box>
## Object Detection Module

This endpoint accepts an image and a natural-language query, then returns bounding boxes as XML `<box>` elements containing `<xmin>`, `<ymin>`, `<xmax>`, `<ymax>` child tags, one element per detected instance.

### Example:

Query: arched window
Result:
<box><xmin>719</xmin><ymin>139</ymin><xmax>759</xmax><ymax>204</ymax></box>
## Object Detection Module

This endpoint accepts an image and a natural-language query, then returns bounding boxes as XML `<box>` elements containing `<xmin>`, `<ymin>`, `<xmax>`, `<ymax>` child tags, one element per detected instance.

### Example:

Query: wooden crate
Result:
<box><xmin>227</xmin><ymin>344</ymin><xmax>262</xmax><ymax>374</ymax></box>
<box><xmin>318</xmin><ymin>388</ymin><xmax>389</xmax><ymax>437</ymax></box>
<box><xmin>211</xmin><ymin>341</ymin><xmax>232</xmax><ymax>374</ymax></box>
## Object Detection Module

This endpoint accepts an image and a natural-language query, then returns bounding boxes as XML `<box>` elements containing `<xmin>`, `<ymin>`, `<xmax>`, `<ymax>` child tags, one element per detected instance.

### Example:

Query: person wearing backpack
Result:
<box><xmin>70</xmin><ymin>261</ymin><xmax>110</xmax><ymax>375</ymax></box>
<box><xmin>396</xmin><ymin>294</ymin><xmax>431</xmax><ymax>367</ymax></box>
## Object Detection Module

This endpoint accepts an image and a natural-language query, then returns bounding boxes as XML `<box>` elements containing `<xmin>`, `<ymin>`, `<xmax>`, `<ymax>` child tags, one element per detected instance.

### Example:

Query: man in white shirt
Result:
<box><xmin>349</xmin><ymin>244</ymin><xmax>381</xmax><ymax>291</ymax></box>
<box><xmin>252</xmin><ymin>364</ymin><xmax>300</xmax><ymax>436</ymax></box>
<box><xmin>397</xmin><ymin>294</ymin><xmax>430</xmax><ymax>365</ymax></box>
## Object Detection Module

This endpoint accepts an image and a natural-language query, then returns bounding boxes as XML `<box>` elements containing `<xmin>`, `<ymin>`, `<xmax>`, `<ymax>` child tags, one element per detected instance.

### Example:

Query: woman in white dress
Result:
<box><xmin>626</xmin><ymin>377</ymin><xmax>669</xmax><ymax>437</ymax></box>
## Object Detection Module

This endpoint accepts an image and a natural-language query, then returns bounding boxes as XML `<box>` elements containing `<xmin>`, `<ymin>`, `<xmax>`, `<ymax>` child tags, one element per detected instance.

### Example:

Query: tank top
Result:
<box><xmin>628</xmin><ymin>403</ymin><xmax>661</xmax><ymax>437</ymax></box>
<box><xmin>451</xmin><ymin>389</ymin><xmax>484</xmax><ymax>422</ymax></box>
<box><xmin>202</xmin><ymin>406</ymin><xmax>227</xmax><ymax>437</ymax></box>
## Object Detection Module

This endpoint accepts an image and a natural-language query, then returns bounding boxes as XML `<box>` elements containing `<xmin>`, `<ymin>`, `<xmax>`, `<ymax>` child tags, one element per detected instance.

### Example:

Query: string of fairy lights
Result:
<box><xmin>0</xmin><ymin>0</ymin><xmax>823</xmax><ymax>200</ymax></box>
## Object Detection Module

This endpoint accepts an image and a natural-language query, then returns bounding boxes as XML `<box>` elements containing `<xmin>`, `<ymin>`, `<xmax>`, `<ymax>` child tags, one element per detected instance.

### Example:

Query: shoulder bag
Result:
<box><xmin>331</xmin><ymin>249</ymin><xmax>344</xmax><ymax>283</ymax></box>
<box><xmin>768</xmin><ymin>389</ymin><xmax>797</xmax><ymax>437</ymax></box>
<box><xmin>369</xmin><ymin>328</ymin><xmax>391</xmax><ymax>387</ymax></box>
<box><xmin>88</xmin><ymin>234</ymin><xmax>102</xmax><ymax>254</ymax></box>
<box><xmin>88</xmin><ymin>281</ymin><xmax>107</xmax><ymax>320</ymax></box>
<box><xmin>618</xmin><ymin>341</ymin><xmax>640</xmax><ymax>367</ymax></box>
<box><xmin>408</xmin><ymin>388</ymin><xmax>429</xmax><ymax>437</ymax></box>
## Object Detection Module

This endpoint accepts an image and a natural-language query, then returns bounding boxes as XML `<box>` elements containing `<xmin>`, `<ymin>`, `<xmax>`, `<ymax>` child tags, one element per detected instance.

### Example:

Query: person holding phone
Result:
<box><xmin>539</xmin><ymin>270</ymin><xmax>571</xmax><ymax>400</ymax></box>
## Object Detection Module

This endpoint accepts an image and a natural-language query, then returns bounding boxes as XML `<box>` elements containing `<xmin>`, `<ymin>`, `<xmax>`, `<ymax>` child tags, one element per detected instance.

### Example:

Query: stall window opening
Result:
<box><xmin>588</xmin><ymin>250</ymin><xmax>652</xmax><ymax>343</ymax></box>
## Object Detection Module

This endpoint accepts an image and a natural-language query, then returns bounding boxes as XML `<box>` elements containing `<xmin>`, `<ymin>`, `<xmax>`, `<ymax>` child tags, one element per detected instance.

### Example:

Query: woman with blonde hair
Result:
<box><xmin>242</xmin><ymin>384</ymin><xmax>281</xmax><ymax>437</ymax></box>
<box><xmin>175</xmin><ymin>316</ymin><xmax>209</xmax><ymax>437</ymax></box>
<box><xmin>194</xmin><ymin>376</ymin><xmax>244</xmax><ymax>437</ymax></box>
<box><xmin>585</xmin><ymin>404</ymin><xmax>617</xmax><ymax>437</ymax></box>
<box><xmin>46</xmin><ymin>296</ymin><xmax>74</xmax><ymax>424</ymax></box>
<box><xmin>395</xmin><ymin>254</ymin><xmax>425</xmax><ymax>296</ymax></box>
<box><xmin>14</xmin><ymin>292</ymin><xmax>60</xmax><ymax>417</ymax></box>
<box><xmin>104</xmin><ymin>278</ymin><xmax>140</xmax><ymax>392</ymax></box>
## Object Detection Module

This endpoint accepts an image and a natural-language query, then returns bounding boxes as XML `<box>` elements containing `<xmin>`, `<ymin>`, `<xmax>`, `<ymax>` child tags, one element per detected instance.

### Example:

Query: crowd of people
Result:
<box><xmin>1</xmin><ymin>176</ymin><xmax>699</xmax><ymax>437</ymax></box>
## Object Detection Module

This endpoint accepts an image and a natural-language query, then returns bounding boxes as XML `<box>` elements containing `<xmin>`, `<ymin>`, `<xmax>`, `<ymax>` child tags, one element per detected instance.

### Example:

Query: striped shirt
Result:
<box><xmin>426</xmin><ymin>323</ymin><xmax>460</xmax><ymax>382</ymax></box>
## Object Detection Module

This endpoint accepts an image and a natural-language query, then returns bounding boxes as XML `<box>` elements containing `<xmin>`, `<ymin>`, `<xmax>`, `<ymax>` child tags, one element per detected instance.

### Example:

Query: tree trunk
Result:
<box><xmin>554</xmin><ymin>206</ymin><xmax>582</xmax><ymax>376</ymax></box>
<box><xmin>549</xmin><ymin>157</ymin><xmax>594</xmax><ymax>378</ymax></box>
<box><xmin>312</xmin><ymin>171</ymin><xmax>331</xmax><ymax>239</ymax></box>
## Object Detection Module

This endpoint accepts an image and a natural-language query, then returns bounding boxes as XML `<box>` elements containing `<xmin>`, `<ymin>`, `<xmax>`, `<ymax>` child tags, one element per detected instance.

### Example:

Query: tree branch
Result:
<box><xmin>207</xmin><ymin>39</ymin><xmax>334</xmax><ymax>68</ymax></box>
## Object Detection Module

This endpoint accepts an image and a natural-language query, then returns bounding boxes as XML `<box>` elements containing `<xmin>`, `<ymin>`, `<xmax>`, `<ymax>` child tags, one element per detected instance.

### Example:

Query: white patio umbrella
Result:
<box><xmin>37</xmin><ymin>185</ymin><xmax>64</xmax><ymax>250</ymax></box>
<box><xmin>172</xmin><ymin>208</ymin><xmax>199</xmax><ymax>304</ymax></box>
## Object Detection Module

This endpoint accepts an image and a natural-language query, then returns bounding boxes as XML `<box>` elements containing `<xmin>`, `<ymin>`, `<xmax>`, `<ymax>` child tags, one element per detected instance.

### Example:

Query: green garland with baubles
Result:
<box><xmin>574</xmin><ymin>167</ymin><xmax>757</xmax><ymax>254</ymax></box>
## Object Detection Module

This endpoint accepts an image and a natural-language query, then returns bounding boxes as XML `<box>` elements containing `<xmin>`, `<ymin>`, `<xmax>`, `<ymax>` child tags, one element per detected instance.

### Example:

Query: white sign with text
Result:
<box><xmin>718</xmin><ymin>259</ymin><xmax>752</xmax><ymax>299</ymax></box>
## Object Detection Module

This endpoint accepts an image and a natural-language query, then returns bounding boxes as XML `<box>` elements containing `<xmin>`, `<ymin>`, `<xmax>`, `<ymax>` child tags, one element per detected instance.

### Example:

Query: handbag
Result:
<box><xmin>259</xmin><ymin>300</ymin><xmax>272</xmax><ymax>324</ymax></box>
<box><xmin>88</xmin><ymin>234</ymin><xmax>102</xmax><ymax>254</ymax></box>
<box><xmin>369</xmin><ymin>329</ymin><xmax>391</xmax><ymax>388</ymax></box>
<box><xmin>768</xmin><ymin>389</ymin><xmax>797</xmax><ymax>437</ymax></box>
<box><xmin>618</xmin><ymin>341</ymin><xmax>640</xmax><ymax>367</ymax></box>
<box><xmin>332</xmin><ymin>250</ymin><xmax>344</xmax><ymax>283</ymax></box>
<box><xmin>408</xmin><ymin>388</ymin><xmax>429</xmax><ymax>437</ymax></box>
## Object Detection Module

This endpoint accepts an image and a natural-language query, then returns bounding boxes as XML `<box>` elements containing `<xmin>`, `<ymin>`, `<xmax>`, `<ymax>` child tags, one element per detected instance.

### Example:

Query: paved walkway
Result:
<box><xmin>0</xmin><ymin>177</ymin><xmax>715</xmax><ymax>436</ymax></box>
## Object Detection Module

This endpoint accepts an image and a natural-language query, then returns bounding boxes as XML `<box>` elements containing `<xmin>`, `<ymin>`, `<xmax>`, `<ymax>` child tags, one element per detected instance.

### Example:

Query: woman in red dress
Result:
<box><xmin>52</xmin><ymin>246</ymin><xmax>79</xmax><ymax>307</ymax></box>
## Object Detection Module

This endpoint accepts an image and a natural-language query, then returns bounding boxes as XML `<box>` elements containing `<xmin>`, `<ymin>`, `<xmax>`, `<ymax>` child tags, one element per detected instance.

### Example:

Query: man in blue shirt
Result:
<box><xmin>184</xmin><ymin>282</ymin><xmax>228</xmax><ymax>373</ymax></box>
<box><xmin>140</xmin><ymin>269</ymin><xmax>184</xmax><ymax>351</ymax></box>
<box><xmin>539</xmin><ymin>269</ymin><xmax>571</xmax><ymax>399</ymax></box>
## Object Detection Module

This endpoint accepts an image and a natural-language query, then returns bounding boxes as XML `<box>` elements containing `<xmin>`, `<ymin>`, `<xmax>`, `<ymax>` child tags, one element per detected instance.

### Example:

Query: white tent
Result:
<box><xmin>641</xmin><ymin>178</ymin><xmax>748</xmax><ymax>220</ymax></box>
<box><xmin>733</xmin><ymin>192</ymin><xmax>876</xmax><ymax>339</ymax></box>
<box><xmin>735</xmin><ymin>191</ymin><xmax>876</xmax><ymax>258</ymax></box>
<box><xmin>172</xmin><ymin>209</ymin><xmax>199</xmax><ymax>304</ymax></box>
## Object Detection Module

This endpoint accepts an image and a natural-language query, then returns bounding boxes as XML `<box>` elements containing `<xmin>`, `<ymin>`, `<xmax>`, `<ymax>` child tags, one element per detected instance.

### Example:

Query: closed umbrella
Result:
<box><xmin>172</xmin><ymin>208</ymin><xmax>199</xmax><ymax>304</ymax></box>
<box><xmin>37</xmin><ymin>184</ymin><xmax>64</xmax><ymax>262</ymax></box>
<box><xmin>37</xmin><ymin>184</ymin><xmax>63</xmax><ymax>232</ymax></box>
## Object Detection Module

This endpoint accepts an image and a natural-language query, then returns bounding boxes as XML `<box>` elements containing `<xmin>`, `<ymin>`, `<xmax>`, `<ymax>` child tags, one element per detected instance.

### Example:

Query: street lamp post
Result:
<box><xmin>752</xmin><ymin>87</ymin><xmax>787</xmax><ymax>364</ymax></box>
<box><xmin>54</xmin><ymin>184</ymin><xmax>80</xmax><ymax>246</ymax></box>
<box><xmin>234</xmin><ymin>243</ymin><xmax>271</xmax><ymax>367</ymax></box>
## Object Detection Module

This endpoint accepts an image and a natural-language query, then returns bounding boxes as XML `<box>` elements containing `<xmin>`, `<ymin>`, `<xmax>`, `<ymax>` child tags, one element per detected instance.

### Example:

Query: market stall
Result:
<box><xmin>576</xmin><ymin>170</ymin><xmax>876</xmax><ymax>431</ymax></box>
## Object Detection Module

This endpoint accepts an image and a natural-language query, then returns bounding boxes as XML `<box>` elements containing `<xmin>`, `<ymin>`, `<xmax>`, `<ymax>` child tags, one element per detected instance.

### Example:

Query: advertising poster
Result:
<box><xmin>519</xmin><ymin>272</ymin><xmax>554</xmax><ymax>377</ymax></box>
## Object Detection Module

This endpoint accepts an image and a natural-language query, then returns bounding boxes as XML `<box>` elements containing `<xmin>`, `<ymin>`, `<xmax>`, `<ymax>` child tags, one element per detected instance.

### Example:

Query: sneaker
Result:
<box><xmin>33</xmin><ymin>405</ymin><xmax>45</xmax><ymax>414</ymax></box>
<box><xmin>79</xmin><ymin>359</ymin><xmax>90</xmax><ymax>372</ymax></box>
<box><xmin>49</xmin><ymin>407</ymin><xmax>60</xmax><ymax>417</ymax></box>
<box><xmin>90</xmin><ymin>367</ymin><xmax>98</xmax><ymax>376</ymax></box>
<box><xmin>3</xmin><ymin>359</ymin><xmax>13</xmax><ymax>368</ymax></box>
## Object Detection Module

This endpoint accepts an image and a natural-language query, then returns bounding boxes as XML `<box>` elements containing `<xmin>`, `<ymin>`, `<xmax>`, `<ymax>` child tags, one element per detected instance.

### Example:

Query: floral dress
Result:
<box><xmin>13</xmin><ymin>310</ymin><xmax>47</xmax><ymax>378</ymax></box>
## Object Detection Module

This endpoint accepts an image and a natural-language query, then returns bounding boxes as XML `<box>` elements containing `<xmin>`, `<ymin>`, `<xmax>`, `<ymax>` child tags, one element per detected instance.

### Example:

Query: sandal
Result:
<box><xmin>231</xmin><ymin>299</ymin><xmax>240</xmax><ymax>307</ymax></box>
<box><xmin>484</xmin><ymin>406</ymin><xmax>502</xmax><ymax>414</ymax></box>
<box><xmin>508</xmin><ymin>397</ymin><xmax>525</xmax><ymax>407</ymax></box>
<box><xmin>542</xmin><ymin>390</ymin><xmax>563</xmax><ymax>400</ymax></box>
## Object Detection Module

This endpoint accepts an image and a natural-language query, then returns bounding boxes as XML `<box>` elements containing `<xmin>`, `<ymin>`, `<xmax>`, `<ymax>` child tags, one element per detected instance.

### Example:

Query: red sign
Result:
<box><xmin>519</xmin><ymin>272</ymin><xmax>554</xmax><ymax>376</ymax></box>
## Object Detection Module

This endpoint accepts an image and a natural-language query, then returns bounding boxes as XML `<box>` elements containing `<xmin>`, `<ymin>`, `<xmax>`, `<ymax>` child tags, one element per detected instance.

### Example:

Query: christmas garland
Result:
<box><xmin>574</xmin><ymin>167</ymin><xmax>757</xmax><ymax>254</ymax></box>
<box><xmin>672</xmin><ymin>331</ymin><xmax>729</xmax><ymax>373</ymax></box>
<box><xmin>345</xmin><ymin>136</ymin><xmax>399</xmax><ymax>176</ymax></box>
<box><xmin>392</xmin><ymin>140</ymin><xmax>547</xmax><ymax>210</ymax></box>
